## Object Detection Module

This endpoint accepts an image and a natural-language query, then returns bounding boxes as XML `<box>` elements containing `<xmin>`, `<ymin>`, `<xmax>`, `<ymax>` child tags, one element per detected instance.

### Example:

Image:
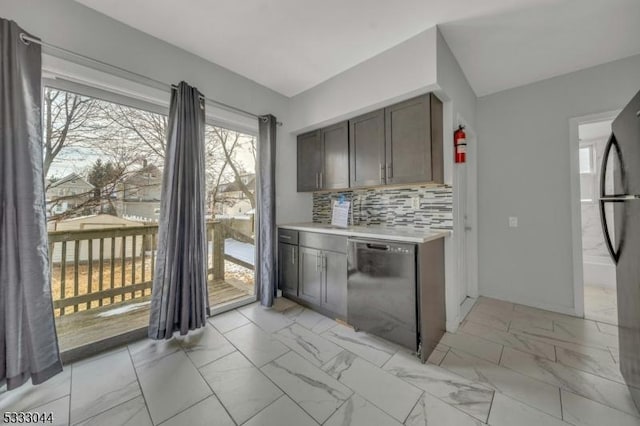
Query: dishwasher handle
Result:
<box><xmin>365</xmin><ymin>243</ymin><xmax>390</xmax><ymax>251</ymax></box>
<box><xmin>349</xmin><ymin>238</ymin><xmax>416</xmax><ymax>254</ymax></box>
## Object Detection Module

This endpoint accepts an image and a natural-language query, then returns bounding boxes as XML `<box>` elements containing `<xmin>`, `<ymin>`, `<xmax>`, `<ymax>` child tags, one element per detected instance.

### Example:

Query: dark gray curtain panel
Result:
<box><xmin>148</xmin><ymin>81</ymin><xmax>208</xmax><ymax>340</ymax></box>
<box><xmin>0</xmin><ymin>19</ymin><xmax>63</xmax><ymax>390</ymax></box>
<box><xmin>257</xmin><ymin>115</ymin><xmax>277</xmax><ymax>307</ymax></box>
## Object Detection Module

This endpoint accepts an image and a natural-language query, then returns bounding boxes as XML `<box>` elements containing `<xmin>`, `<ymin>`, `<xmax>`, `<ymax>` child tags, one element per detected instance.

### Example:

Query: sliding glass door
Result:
<box><xmin>44</xmin><ymin>82</ymin><xmax>257</xmax><ymax>354</ymax></box>
<box><xmin>204</xmin><ymin>126</ymin><xmax>258</xmax><ymax>309</ymax></box>
<box><xmin>44</xmin><ymin>84</ymin><xmax>167</xmax><ymax>352</ymax></box>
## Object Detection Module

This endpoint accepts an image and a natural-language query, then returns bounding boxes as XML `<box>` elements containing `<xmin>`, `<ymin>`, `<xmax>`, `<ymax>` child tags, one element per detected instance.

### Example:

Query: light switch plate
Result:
<box><xmin>509</xmin><ymin>216</ymin><xmax>518</xmax><ymax>228</ymax></box>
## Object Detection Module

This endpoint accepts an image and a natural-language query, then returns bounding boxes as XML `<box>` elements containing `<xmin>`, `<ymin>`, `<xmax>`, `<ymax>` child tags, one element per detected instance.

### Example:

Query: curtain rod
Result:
<box><xmin>19</xmin><ymin>33</ymin><xmax>282</xmax><ymax>126</ymax></box>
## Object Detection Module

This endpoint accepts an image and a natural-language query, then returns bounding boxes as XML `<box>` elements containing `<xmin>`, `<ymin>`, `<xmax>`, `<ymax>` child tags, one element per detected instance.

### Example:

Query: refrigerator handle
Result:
<box><xmin>599</xmin><ymin>199</ymin><xmax>620</xmax><ymax>264</ymax></box>
<box><xmin>599</xmin><ymin>133</ymin><xmax>623</xmax><ymax>264</ymax></box>
<box><xmin>600</xmin><ymin>133</ymin><xmax>627</xmax><ymax>198</ymax></box>
<box><xmin>599</xmin><ymin>133</ymin><xmax>613</xmax><ymax>199</ymax></box>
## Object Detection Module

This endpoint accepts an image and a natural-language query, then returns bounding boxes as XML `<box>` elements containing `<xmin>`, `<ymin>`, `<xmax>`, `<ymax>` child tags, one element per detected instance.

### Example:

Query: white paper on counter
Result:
<box><xmin>331</xmin><ymin>200</ymin><xmax>350</xmax><ymax>228</ymax></box>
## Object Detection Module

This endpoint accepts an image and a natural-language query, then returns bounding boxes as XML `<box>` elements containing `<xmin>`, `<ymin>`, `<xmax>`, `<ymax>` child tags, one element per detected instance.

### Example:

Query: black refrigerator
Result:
<box><xmin>599</xmin><ymin>89</ymin><xmax>640</xmax><ymax>412</ymax></box>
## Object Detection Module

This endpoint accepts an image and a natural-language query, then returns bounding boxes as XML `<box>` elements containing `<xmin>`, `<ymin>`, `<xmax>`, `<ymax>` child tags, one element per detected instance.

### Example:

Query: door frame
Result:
<box><xmin>452</xmin><ymin>113</ymin><xmax>479</xmax><ymax>321</ymax></box>
<box><xmin>464</xmin><ymin>122</ymin><xmax>479</xmax><ymax>301</ymax></box>
<box><xmin>569</xmin><ymin>110</ymin><xmax>619</xmax><ymax>317</ymax></box>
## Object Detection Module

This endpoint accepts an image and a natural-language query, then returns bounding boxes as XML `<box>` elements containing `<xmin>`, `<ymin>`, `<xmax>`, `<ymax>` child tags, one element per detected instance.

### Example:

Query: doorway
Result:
<box><xmin>576</xmin><ymin>118</ymin><xmax>617</xmax><ymax>324</ymax></box>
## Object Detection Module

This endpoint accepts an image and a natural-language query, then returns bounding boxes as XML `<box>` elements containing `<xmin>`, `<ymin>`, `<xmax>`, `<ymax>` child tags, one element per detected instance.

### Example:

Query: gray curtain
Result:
<box><xmin>257</xmin><ymin>115</ymin><xmax>277</xmax><ymax>307</ymax></box>
<box><xmin>148</xmin><ymin>81</ymin><xmax>208</xmax><ymax>340</ymax></box>
<box><xmin>0</xmin><ymin>19</ymin><xmax>63</xmax><ymax>389</ymax></box>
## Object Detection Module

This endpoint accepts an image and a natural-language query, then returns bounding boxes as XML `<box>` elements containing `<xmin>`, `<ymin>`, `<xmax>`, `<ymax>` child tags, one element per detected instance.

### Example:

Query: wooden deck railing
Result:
<box><xmin>48</xmin><ymin>220</ymin><xmax>251</xmax><ymax>316</ymax></box>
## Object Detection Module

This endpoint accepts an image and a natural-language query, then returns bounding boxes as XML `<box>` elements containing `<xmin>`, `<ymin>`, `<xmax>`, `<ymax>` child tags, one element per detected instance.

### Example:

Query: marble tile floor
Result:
<box><xmin>1</xmin><ymin>296</ymin><xmax>639</xmax><ymax>425</ymax></box>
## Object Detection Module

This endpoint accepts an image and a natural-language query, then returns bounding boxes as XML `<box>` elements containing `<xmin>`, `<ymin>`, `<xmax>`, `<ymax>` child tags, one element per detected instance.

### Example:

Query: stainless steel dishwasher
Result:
<box><xmin>347</xmin><ymin>238</ymin><xmax>418</xmax><ymax>351</ymax></box>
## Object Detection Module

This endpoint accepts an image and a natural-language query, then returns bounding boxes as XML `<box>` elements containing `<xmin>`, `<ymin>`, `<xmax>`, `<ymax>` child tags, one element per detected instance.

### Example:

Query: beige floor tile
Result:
<box><xmin>561</xmin><ymin>389</ymin><xmax>640</xmax><ymax>426</ymax></box>
<box><xmin>460</xmin><ymin>321</ymin><xmax>556</xmax><ymax>360</ymax></box>
<box><xmin>441</xmin><ymin>349</ymin><xmax>562</xmax><ymax>418</ymax></box>
<box><xmin>488</xmin><ymin>393</ymin><xmax>566</xmax><ymax>426</ymax></box>
<box><xmin>499</xmin><ymin>347</ymin><xmax>638</xmax><ymax>417</ymax></box>
<box><xmin>439</xmin><ymin>331</ymin><xmax>503</xmax><ymax>364</ymax></box>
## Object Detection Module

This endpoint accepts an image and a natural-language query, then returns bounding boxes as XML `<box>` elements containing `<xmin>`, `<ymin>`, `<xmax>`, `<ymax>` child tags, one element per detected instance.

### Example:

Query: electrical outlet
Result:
<box><xmin>509</xmin><ymin>216</ymin><xmax>518</xmax><ymax>228</ymax></box>
<box><xmin>411</xmin><ymin>196</ymin><xmax>420</xmax><ymax>210</ymax></box>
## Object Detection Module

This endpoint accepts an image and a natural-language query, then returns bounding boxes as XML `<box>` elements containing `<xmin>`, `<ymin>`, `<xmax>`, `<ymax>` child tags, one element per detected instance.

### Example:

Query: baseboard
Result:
<box><xmin>446</xmin><ymin>319</ymin><xmax>460</xmax><ymax>333</ymax></box>
<box><xmin>459</xmin><ymin>297</ymin><xmax>476</xmax><ymax>320</ymax></box>
<box><xmin>478</xmin><ymin>290</ymin><xmax>578</xmax><ymax>317</ymax></box>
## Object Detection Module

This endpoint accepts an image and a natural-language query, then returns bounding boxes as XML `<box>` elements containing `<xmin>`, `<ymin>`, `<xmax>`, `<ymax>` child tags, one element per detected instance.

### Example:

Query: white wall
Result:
<box><xmin>477</xmin><ymin>53</ymin><xmax>640</xmax><ymax>314</ymax></box>
<box><xmin>289</xmin><ymin>27</ymin><xmax>438</xmax><ymax>133</ymax></box>
<box><xmin>0</xmin><ymin>0</ymin><xmax>307</xmax><ymax>225</ymax></box>
<box><xmin>435</xmin><ymin>30</ymin><xmax>477</xmax><ymax>132</ymax></box>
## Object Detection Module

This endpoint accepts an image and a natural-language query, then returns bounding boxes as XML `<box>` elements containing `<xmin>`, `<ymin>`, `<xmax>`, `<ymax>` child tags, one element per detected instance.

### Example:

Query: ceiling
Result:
<box><xmin>75</xmin><ymin>0</ymin><xmax>640</xmax><ymax>98</ymax></box>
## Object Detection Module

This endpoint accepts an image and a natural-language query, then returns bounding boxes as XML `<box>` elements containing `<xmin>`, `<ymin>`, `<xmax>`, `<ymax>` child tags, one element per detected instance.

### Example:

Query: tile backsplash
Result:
<box><xmin>312</xmin><ymin>184</ymin><xmax>453</xmax><ymax>230</ymax></box>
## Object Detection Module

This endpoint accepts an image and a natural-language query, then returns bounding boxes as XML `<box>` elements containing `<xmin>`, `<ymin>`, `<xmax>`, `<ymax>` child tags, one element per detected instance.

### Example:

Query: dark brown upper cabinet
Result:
<box><xmin>321</xmin><ymin>121</ymin><xmax>349</xmax><ymax>190</ymax></box>
<box><xmin>297</xmin><ymin>122</ymin><xmax>349</xmax><ymax>192</ymax></box>
<box><xmin>349</xmin><ymin>109</ymin><xmax>386</xmax><ymax>188</ymax></box>
<box><xmin>386</xmin><ymin>95</ymin><xmax>432</xmax><ymax>184</ymax></box>
<box><xmin>297</xmin><ymin>129</ymin><xmax>322</xmax><ymax>192</ymax></box>
<box><xmin>429</xmin><ymin>94</ymin><xmax>444</xmax><ymax>184</ymax></box>
<box><xmin>297</xmin><ymin>93</ymin><xmax>443</xmax><ymax>192</ymax></box>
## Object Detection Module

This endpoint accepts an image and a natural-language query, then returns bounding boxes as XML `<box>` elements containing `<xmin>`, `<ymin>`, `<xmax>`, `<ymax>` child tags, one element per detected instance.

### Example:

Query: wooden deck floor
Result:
<box><xmin>56</xmin><ymin>279</ymin><xmax>254</xmax><ymax>352</ymax></box>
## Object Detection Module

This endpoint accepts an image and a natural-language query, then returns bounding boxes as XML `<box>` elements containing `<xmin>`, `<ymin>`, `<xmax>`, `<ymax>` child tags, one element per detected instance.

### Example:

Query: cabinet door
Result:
<box><xmin>321</xmin><ymin>121</ymin><xmax>349</xmax><ymax>190</ymax></box>
<box><xmin>430</xmin><ymin>94</ymin><xmax>444</xmax><ymax>184</ymax></box>
<box><xmin>349</xmin><ymin>109</ymin><xmax>385</xmax><ymax>188</ymax></box>
<box><xmin>278</xmin><ymin>243</ymin><xmax>298</xmax><ymax>296</ymax></box>
<box><xmin>385</xmin><ymin>95</ymin><xmax>431</xmax><ymax>184</ymax></box>
<box><xmin>297</xmin><ymin>130</ymin><xmax>322</xmax><ymax>192</ymax></box>
<box><xmin>298</xmin><ymin>247</ymin><xmax>322</xmax><ymax>305</ymax></box>
<box><xmin>322</xmin><ymin>251</ymin><xmax>347</xmax><ymax>318</ymax></box>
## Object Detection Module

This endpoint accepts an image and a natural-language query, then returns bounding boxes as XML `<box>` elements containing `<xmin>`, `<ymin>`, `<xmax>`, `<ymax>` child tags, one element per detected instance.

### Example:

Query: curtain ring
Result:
<box><xmin>19</xmin><ymin>33</ymin><xmax>31</xmax><ymax>45</ymax></box>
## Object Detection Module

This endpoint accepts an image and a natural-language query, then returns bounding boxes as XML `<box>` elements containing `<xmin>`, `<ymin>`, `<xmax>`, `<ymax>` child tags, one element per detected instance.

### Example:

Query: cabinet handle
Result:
<box><xmin>315</xmin><ymin>173</ymin><xmax>319</xmax><ymax>188</ymax></box>
<box><xmin>291</xmin><ymin>246</ymin><xmax>295</xmax><ymax>264</ymax></box>
<box><xmin>379</xmin><ymin>163</ymin><xmax>384</xmax><ymax>183</ymax></box>
<box><xmin>319</xmin><ymin>171</ymin><xmax>323</xmax><ymax>188</ymax></box>
<box><xmin>387</xmin><ymin>163</ymin><xmax>393</xmax><ymax>178</ymax></box>
<box><xmin>316</xmin><ymin>252</ymin><xmax>320</xmax><ymax>272</ymax></box>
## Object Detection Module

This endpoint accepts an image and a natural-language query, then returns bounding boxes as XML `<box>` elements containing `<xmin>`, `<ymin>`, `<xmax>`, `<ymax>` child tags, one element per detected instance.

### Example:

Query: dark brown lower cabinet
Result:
<box><xmin>321</xmin><ymin>250</ymin><xmax>348</xmax><ymax>318</ymax></box>
<box><xmin>298</xmin><ymin>246</ymin><xmax>323</xmax><ymax>305</ymax></box>
<box><xmin>278</xmin><ymin>242</ymin><xmax>298</xmax><ymax>297</ymax></box>
<box><xmin>295</xmin><ymin>233</ymin><xmax>348</xmax><ymax>319</ymax></box>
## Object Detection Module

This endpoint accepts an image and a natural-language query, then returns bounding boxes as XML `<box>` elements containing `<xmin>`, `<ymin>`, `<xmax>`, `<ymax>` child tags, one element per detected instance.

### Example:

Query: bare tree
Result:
<box><xmin>43</xmin><ymin>88</ymin><xmax>96</xmax><ymax>177</ymax></box>
<box><xmin>204</xmin><ymin>132</ymin><xmax>230</xmax><ymax>215</ymax></box>
<box><xmin>208</xmin><ymin>126</ymin><xmax>256</xmax><ymax>208</ymax></box>
<box><xmin>44</xmin><ymin>90</ymin><xmax>165</xmax><ymax>221</ymax></box>
<box><xmin>43</xmin><ymin>86</ymin><xmax>257</xmax><ymax>223</ymax></box>
<box><xmin>99</xmin><ymin>104</ymin><xmax>167</xmax><ymax>165</ymax></box>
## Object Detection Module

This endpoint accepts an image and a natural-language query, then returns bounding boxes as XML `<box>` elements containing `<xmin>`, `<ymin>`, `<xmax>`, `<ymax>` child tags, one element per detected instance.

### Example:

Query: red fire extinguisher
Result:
<box><xmin>454</xmin><ymin>125</ymin><xmax>466</xmax><ymax>164</ymax></box>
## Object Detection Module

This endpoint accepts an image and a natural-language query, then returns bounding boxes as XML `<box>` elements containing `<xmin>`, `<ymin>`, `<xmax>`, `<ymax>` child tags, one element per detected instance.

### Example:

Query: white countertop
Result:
<box><xmin>278</xmin><ymin>222</ymin><xmax>451</xmax><ymax>244</ymax></box>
